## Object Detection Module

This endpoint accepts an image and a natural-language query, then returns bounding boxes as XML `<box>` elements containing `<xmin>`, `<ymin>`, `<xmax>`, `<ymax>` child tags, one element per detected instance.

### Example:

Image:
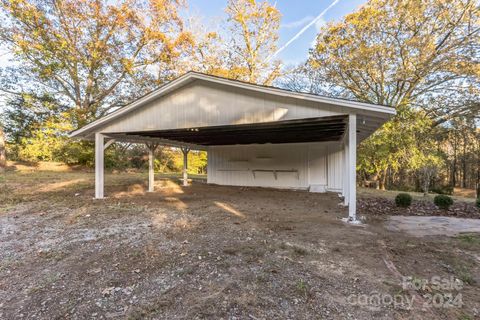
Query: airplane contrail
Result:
<box><xmin>267</xmin><ymin>0</ymin><xmax>341</xmax><ymax>62</ymax></box>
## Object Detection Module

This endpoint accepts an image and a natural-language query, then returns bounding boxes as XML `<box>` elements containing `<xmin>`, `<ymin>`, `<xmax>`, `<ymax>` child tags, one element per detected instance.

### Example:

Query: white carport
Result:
<box><xmin>70</xmin><ymin>72</ymin><xmax>395</xmax><ymax>222</ymax></box>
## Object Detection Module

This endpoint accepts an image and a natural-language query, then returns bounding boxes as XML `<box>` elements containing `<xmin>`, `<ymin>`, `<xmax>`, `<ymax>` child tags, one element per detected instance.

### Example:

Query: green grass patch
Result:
<box><xmin>455</xmin><ymin>265</ymin><xmax>474</xmax><ymax>285</ymax></box>
<box><xmin>295</xmin><ymin>279</ymin><xmax>312</xmax><ymax>299</ymax></box>
<box><xmin>456</xmin><ymin>234</ymin><xmax>480</xmax><ymax>245</ymax></box>
<box><xmin>292</xmin><ymin>245</ymin><xmax>309</xmax><ymax>256</ymax></box>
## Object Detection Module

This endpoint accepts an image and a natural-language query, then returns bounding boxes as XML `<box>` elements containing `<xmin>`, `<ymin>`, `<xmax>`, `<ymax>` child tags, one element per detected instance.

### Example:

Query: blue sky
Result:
<box><xmin>187</xmin><ymin>0</ymin><xmax>367</xmax><ymax>65</ymax></box>
<box><xmin>0</xmin><ymin>0</ymin><xmax>367</xmax><ymax>67</ymax></box>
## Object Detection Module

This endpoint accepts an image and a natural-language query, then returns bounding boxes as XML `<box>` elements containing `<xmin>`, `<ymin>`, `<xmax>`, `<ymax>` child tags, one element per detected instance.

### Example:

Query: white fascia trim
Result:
<box><xmin>70</xmin><ymin>72</ymin><xmax>396</xmax><ymax>138</ymax></box>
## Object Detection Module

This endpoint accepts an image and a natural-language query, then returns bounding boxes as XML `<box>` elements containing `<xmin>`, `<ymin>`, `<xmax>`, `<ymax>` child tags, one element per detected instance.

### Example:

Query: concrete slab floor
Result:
<box><xmin>386</xmin><ymin>215</ymin><xmax>480</xmax><ymax>237</ymax></box>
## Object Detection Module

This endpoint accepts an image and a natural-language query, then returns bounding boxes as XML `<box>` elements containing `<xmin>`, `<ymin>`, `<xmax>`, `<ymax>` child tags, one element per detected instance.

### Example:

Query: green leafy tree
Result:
<box><xmin>2</xmin><ymin>93</ymin><xmax>91</xmax><ymax>164</ymax></box>
<box><xmin>17</xmin><ymin>114</ymin><xmax>71</xmax><ymax>162</ymax></box>
<box><xmin>3</xmin><ymin>94</ymin><xmax>64</xmax><ymax>151</ymax></box>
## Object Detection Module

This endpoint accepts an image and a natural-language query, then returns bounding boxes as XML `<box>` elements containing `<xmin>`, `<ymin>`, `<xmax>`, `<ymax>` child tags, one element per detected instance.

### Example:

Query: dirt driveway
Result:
<box><xmin>1</xmin><ymin>169</ymin><xmax>479</xmax><ymax>319</ymax></box>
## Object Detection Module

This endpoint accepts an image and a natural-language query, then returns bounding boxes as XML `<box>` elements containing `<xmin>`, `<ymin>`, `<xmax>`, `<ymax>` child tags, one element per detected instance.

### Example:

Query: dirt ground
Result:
<box><xmin>1</xmin><ymin>165</ymin><xmax>480</xmax><ymax>319</ymax></box>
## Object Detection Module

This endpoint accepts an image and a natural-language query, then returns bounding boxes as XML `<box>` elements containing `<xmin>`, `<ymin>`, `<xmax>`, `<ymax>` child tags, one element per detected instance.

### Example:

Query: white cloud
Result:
<box><xmin>281</xmin><ymin>16</ymin><xmax>314</xmax><ymax>29</ymax></box>
<box><xmin>267</xmin><ymin>0</ymin><xmax>341</xmax><ymax>62</ymax></box>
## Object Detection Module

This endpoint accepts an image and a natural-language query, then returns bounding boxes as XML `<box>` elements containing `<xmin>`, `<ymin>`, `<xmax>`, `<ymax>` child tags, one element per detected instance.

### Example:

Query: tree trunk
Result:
<box><xmin>451</xmin><ymin>133</ymin><xmax>457</xmax><ymax>188</ymax></box>
<box><xmin>0</xmin><ymin>125</ymin><xmax>6</xmax><ymax>173</ymax></box>
<box><xmin>477</xmin><ymin>169</ymin><xmax>480</xmax><ymax>199</ymax></box>
<box><xmin>422</xmin><ymin>169</ymin><xmax>432</xmax><ymax>197</ymax></box>
<box><xmin>477</xmin><ymin>158</ymin><xmax>480</xmax><ymax>198</ymax></box>
<box><xmin>387</xmin><ymin>167</ymin><xmax>394</xmax><ymax>189</ymax></box>
<box><xmin>373</xmin><ymin>173</ymin><xmax>380</xmax><ymax>189</ymax></box>
<box><xmin>477</xmin><ymin>136</ymin><xmax>480</xmax><ymax>198</ymax></box>
<box><xmin>379</xmin><ymin>169</ymin><xmax>387</xmax><ymax>190</ymax></box>
<box><xmin>462</xmin><ymin>132</ymin><xmax>467</xmax><ymax>188</ymax></box>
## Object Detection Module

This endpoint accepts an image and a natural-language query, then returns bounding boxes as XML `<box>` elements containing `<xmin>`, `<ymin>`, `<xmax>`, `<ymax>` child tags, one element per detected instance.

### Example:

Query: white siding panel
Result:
<box><xmin>327</xmin><ymin>144</ymin><xmax>344</xmax><ymax>191</ymax></box>
<box><xmin>308</xmin><ymin>144</ymin><xmax>327</xmax><ymax>187</ymax></box>
<box><xmin>99</xmin><ymin>80</ymin><xmax>343</xmax><ymax>134</ymax></box>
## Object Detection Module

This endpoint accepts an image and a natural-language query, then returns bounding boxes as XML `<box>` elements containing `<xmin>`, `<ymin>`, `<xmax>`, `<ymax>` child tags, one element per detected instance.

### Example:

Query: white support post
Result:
<box><xmin>343</xmin><ymin>137</ymin><xmax>349</xmax><ymax>206</ymax></box>
<box><xmin>348</xmin><ymin>113</ymin><xmax>357</xmax><ymax>221</ymax></box>
<box><xmin>147</xmin><ymin>144</ymin><xmax>157</xmax><ymax>193</ymax></box>
<box><xmin>181</xmin><ymin>147</ymin><xmax>190</xmax><ymax>186</ymax></box>
<box><xmin>95</xmin><ymin>132</ymin><xmax>105</xmax><ymax>199</ymax></box>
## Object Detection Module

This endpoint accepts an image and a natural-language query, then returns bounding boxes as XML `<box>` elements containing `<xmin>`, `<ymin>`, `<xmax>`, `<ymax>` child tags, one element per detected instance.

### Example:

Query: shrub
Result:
<box><xmin>476</xmin><ymin>197</ymin><xmax>480</xmax><ymax>209</ymax></box>
<box><xmin>430</xmin><ymin>185</ymin><xmax>454</xmax><ymax>195</ymax></box>
<box><xmin>395</xmin><ymin>193</ymin><xmax>412</xmax><ymax>207</ymax></box>
<box><xmin>434</xmin><ymin>195</ymin><xmax>453</xmax><ymax>210</ymax></box>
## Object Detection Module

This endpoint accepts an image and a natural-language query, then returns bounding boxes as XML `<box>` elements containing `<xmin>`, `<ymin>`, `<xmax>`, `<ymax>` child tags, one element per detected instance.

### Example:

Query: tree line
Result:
<box><xmin>0</xmin><ymin>0</ymin><xmax>479</xmax><ymax>195</ymax></box>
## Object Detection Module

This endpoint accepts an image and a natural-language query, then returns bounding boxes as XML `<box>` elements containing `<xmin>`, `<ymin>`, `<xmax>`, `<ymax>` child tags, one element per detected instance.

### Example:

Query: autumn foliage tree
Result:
<box><xmin>224</xmin><ymin>0</ymin><xmax>281</xmax><ymax>84</ymax></box>
<box><xmin>306</xmin><ymin>0</ymin><xmax>479</xmax><ymax>191</ymax></box>
<box><xmin>185</xmin><ymin>0</ymin><xmax>282</xmax><ymax>85</ymax></box>
<box><xmin>0</xmin><ymin>0</ymin><xmax>194</xmax><ymax>164</ymax></box>
<box><xmin>308</xmin><ymin>0</ymin><xmax>478</xmax><ymax>108</ymax></box>
<box><xmin>0</xmin><ymin>0</ymin><xmax>189</xmax><ymax>127</ymax></box>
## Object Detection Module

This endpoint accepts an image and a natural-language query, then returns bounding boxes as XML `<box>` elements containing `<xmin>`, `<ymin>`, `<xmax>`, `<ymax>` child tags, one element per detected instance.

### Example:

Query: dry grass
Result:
<box><xmin>6</xmin><ymin>160</ymin><xmax>74</xmax><ymax>172</ymax></box>
<box><xmin>454</xmin><ymin>188</ymin><xmax>478</xmax><ymax>198</ymax></box>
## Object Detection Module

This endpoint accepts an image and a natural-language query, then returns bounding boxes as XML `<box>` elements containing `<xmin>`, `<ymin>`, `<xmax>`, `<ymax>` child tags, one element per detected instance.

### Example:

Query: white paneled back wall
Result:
<box><xmin>207</xmin><ymin>142</ymin><xmax>344</xmax><ymax>192</ymax></box>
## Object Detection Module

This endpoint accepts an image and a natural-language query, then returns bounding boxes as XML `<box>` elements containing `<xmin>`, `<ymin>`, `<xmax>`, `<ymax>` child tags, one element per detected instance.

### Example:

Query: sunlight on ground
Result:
<box><xmin>173</xmin><ymin>217</ymin><xmax>193</xmax><ymax>230</ymax></box>
<box><xmin>128</xmin><ymin>184</ymin><xmax>147</xmax><ymax>195</ymax></box>
<box><xmin>155</xmin><ymin>179</ymin><xmax>185</xmax><ymax>194</ymax></box>
<box><xmin>151</xmin><ymin>212</ymin><xmax>167</xmax><ymax>228</ymax></box>
<box><xmin>214</xmin><ymin>201</ymin><xmax>246</xmax><ymax>219</ymax></box>
<box><xmin>164</xmin><ymin>197</ymin><xmax>188</xmax><ymax>210</ymax></box>
<box><xmin>39</xmin><ymin>178</ymin><xmax>87</xmax><ymax>192</ymax></box>
<box><xmin>113</xmin><ymin>184</ymin><xmax>146</xmax><ymax>197</ymax></box>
